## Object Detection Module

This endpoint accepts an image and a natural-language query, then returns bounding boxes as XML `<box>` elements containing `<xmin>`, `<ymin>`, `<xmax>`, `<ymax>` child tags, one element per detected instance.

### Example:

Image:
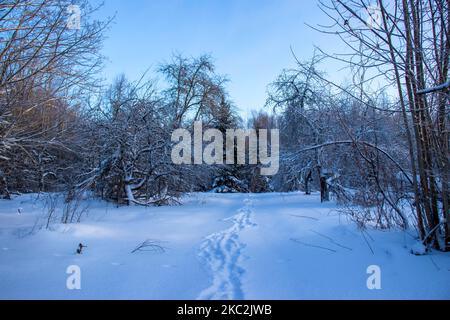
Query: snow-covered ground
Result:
<box><xmin>0</xmin><ymin>192</ymin><xmax>449</xmax><ymax>300</ymax></box>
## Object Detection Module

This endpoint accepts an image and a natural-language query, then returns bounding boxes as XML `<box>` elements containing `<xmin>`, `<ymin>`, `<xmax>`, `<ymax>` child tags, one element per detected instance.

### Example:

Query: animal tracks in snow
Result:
<box><xmin>197</xmin><ymin>197</ymin><xmax>256</xmax><ymax>300</ymax></box>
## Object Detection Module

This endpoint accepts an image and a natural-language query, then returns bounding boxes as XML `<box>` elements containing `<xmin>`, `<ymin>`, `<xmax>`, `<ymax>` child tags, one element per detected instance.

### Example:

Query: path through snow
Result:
<box><xmin>197</xmin><ymin>197</ymin><xmax>257</xmax><ymax>300</ymax></box>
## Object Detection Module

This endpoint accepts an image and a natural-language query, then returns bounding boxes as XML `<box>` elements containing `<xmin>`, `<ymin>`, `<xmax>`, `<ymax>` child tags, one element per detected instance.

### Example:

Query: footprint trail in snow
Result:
<box><xmin>197</xmin><ymin>197</ymin><xmax>257</xmax><ymax>300</ymax></box>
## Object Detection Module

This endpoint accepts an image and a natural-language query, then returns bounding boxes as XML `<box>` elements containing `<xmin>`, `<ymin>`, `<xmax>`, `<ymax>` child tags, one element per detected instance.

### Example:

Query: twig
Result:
<box><xmin>131</xmin><ymin>239</ymin><xmax>167</xmax><ymax>254</ymax></box>
<box><xmin>428</xmin><ymin>256</ymin><xmax>440</xmax><ymax>271</ymax></box>
<box><xmin>310</xmin><ymin>229</ymin><xmax>353</xmax><ymax>251</ymax></box>
<box><xmin>289</xmin><ymin>215</ymin><xmax>319</xmax><ymax>221</ymax></box>
<box><xmin>290</xmin><ymin>238</ymin><xmax>337</xmax><ymax>253</ymax></box>
<box><xmin>360</xmin><ymin>230</ymin><xmax>374</xmax><ymax>255</ymax></box>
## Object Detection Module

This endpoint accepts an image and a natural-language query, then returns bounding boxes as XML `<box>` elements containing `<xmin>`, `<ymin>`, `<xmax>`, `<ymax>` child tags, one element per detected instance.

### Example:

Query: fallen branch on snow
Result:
<box><xmin>131</xmin><ymin>239</ymin><xmax>167</xmax><ymax>254</ymax></box>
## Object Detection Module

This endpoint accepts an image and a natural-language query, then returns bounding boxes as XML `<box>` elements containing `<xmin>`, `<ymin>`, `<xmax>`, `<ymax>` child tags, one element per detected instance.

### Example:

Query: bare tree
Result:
<box><xmin>0</xmin><ymin>0</ymin><xmax>110</xmax><ymax>196</ymax></box>
<box><xmin>159</xmin><ymin>54</ymin><xmax>228</xmax><ymax>128</ymax></box>
<box><xmin>314</xmin><ymin>0</ymin><xmax>449</xmax><ymax>250</ymax></box>
<box><xmin>266</xmin><ymin>54</ymin><xmax>336</xmax><ymax>201</ymax></box>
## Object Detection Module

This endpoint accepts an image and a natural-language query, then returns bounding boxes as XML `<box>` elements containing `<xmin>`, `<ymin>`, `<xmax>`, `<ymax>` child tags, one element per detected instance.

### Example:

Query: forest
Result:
<box><xmin>0</xmin><ymin>0</ymin><xmax>449</xmax><ymax>301</ymax></box>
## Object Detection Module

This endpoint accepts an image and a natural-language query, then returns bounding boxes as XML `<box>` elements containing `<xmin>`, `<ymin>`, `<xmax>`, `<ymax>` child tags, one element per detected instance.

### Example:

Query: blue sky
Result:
<box><xmin>93</xmin><ymin>0</ymin><xmax>345</xmax><ymax>117</ymax></box>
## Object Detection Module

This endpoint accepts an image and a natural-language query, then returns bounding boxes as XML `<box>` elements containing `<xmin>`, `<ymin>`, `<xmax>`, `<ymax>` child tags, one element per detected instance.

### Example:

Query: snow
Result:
<box><xmin>410</xmin><ymin>241</ymin><xmax>428</xmax><ymax>256</ymax></box>
<box><xmin>0</xmin><ymin>192</ymin><xmax>449</xmax><ymax>300</ymax></box>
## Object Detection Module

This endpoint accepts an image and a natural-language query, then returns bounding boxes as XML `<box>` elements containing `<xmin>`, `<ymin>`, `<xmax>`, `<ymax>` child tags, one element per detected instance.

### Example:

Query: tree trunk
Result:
<box><xmin>318</xmin><ymin>167</ymin><xmax>329</xmax><ymax>202</ymax></box>
<box><xmin>0</xmin><ymin>171</ymin><xmax>11</xmax><ymax>200</ymax></box>
<box><xmin>305</xmin><ymin>170</ymin><xmax>312</xmax><ymax>195</ymax></box>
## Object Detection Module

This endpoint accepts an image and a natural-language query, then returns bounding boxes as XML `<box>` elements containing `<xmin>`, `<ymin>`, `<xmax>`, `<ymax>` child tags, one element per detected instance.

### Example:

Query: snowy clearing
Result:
<box><xmin>0</xmin><ymin>192</ymin><xmax>449</xmax><ymax>300</ymax></box>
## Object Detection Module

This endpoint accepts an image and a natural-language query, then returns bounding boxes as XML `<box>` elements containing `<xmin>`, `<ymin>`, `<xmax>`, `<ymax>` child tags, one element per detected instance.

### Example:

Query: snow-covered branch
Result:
<box><xmin>417</xmin><ymin>80</ymin><xmax>450</xmax><ymax>95</ymax></box>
